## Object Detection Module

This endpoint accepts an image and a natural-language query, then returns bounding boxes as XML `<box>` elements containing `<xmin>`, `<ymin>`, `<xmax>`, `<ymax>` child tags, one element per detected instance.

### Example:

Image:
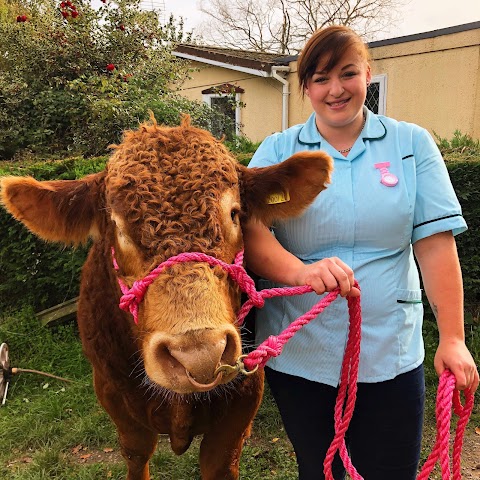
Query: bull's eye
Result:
<box><xmin>230</xmin><ymin>208</ymin><xmax>240</xmax><ymax>224</ymax></box>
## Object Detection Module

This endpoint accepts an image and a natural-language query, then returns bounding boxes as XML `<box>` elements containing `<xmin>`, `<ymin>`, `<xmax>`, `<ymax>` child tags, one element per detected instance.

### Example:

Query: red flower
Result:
<box><xmin>117</xmin><ymin>24</ymin><xmax>125</xmax><ymax>31</ymax></box>
<box><xmin>101</xmin><ymin>0</ymin><xmax>107</xmax><ymax>3</ymax></box>
<box><xmin>106</xmin><ymin>63</ymin><xmax>115</xmax><ymax>72</ymax></box>
<box><xmin>16</xmin><ymin>14</ymin><xmax>27</xmax><ymax>22</ymax></box>
<box><xmin>61</xmin><ymin>10</ymin><xmax>69</xmax><ymax>18</ymax></box>
<box><xmin>60</xmin><ymin>1</ymin><xmax>66</xmax><ymax>7</ymax></box>
<box><xmin>71</xmin><ymin>10</ymin><xmax>78</xmax><ymax>18</ymax></box>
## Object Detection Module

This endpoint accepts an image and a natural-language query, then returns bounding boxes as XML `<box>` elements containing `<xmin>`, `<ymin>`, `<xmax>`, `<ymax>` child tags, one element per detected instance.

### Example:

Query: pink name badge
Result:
<box><xmin>374</xmin><ymin>162</ymin><xmax>398</xmax><ymax>187</ymax></box>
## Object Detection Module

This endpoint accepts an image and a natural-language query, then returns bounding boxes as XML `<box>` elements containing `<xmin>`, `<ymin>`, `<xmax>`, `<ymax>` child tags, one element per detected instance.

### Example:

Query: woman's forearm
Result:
<box><xmin>243</xmin><ymin>220</ymin><xmax>359</xmax><ymax>297</ymax></box>
<box><xmin>413</xmin><ymin>231</ymin><xmax>465</xmax><ymax>342</ymax></box>
<box><xmin>414</xmin><ymin>231</ymin><xmax>478</xmax><ymax>391</ymax></box>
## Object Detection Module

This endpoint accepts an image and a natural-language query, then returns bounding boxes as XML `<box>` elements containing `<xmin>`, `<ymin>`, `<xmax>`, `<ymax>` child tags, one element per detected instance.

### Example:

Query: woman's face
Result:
<box><xmin>304</xmin><ymin>47</ymin><xmax>371</xmax><ymax>130</ymax></box>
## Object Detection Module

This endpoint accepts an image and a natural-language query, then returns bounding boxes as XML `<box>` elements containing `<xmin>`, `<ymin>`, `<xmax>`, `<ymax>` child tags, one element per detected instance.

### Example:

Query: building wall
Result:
<box><xmin>176</xmin><ymin>26</ymin><xmax>480</xmax><ymax>142</ymax></box>
<box><xmin>370</xmin><ymin>28</ymin><xmax>480</xmax><ymax>139</ymax></box>
<box><xmin>176</xmin><ymin>61</ymin><xmax>285</xmax><ymax>141</ymax></box>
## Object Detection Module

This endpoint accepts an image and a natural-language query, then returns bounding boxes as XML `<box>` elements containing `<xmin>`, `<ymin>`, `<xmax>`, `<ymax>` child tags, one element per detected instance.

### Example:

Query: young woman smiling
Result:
<box><xmin>243</xmin><ymin>25</ymin><xmax>478</xmax><ymax>480</ymax></box>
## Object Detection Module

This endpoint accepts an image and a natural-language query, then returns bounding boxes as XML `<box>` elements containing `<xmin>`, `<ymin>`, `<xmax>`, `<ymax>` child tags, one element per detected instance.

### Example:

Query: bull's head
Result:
<box><xmin>1</xmin><ymin>116</ymin><xmax>332</xmax><ymax>394</ymax></box>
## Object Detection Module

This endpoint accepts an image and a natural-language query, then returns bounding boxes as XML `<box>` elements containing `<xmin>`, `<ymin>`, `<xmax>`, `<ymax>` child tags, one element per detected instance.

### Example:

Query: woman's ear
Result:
<box><xmin>366</xmin><ymin>64</ymin><xmax>372</xmax><ymax>85</ymax></box>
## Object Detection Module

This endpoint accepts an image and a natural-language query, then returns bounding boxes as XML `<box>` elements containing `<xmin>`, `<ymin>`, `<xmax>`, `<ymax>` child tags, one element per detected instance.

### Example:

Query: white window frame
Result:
<box><xmin>369</xmin><ymin>74</ymin><xmax>387</xmax><ymax>115</ymax></box>
<box><xmin>202</xmin><ymin>93</ymin><xmax>242</xmax><ymax>136</ymax></box>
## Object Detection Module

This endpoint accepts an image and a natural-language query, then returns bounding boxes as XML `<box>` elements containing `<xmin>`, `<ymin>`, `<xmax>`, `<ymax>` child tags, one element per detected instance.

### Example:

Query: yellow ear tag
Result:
<box><xmin>267</xmin><ymin>191</ymin><xmax>290</xmax><ymax>204</ymax></box>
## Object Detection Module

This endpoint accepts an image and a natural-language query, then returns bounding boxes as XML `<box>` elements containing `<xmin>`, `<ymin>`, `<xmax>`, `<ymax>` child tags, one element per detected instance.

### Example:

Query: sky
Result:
<box><xmin>163</xmin><ymin>0</ymin><xmax>480</xmax><ymax>41</ymax></box>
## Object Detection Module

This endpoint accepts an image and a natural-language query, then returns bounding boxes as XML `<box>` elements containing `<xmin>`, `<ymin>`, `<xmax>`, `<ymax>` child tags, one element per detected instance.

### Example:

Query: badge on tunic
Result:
<box><xmin>374</xmin><ymin>162</ymin><xmax>398</xmax><ymax>187</ymax></box>
<box><xmin>267</xmin><ymin>191</ymin><xmax>290</xmax><ymax>204</ymax></box>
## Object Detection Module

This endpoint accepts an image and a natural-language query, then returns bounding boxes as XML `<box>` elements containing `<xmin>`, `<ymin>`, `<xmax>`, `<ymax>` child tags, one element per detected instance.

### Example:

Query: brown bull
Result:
<box><xmin>0</xmin><ymin>116</ymin><xmax>332</xmax><ymax>479</ymax></box>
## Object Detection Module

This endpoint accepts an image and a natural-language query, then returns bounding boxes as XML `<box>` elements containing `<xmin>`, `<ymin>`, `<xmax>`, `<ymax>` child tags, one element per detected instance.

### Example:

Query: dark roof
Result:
<box><xmin>174</xmin><ymin>44</ymin><xmax>295</xmax><ymax>73</ymax></box>
<box><xmin>174</xmin><ymin>22</ymin><xmax>479</xmax><ymax>71</ymax></box>
<box><xmin>368</xmin><ymin>21</ymin><xmax>480</xmax><ymax>48</ymax></box>
<box><xmin>201</xmin><ymin>83</ymin><xmax>245</xmax><ymax>94</ymax></box>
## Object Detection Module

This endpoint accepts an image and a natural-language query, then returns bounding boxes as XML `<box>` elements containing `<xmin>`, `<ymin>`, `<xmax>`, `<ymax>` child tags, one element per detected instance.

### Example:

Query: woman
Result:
<box><xmin>243</xmin><ymin>25</ymin><xmax>479</xmax><ymax>480</ymax></box>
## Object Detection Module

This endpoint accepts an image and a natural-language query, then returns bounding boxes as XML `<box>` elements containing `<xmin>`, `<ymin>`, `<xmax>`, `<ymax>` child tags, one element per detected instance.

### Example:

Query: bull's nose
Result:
<box><xmin>145</xmin><ymin>326</ymin><xmax>242</xmax><ymax>392</ymax></box>
<box><xmin>167</xmin><ymin>335</ymin><xmax>232</xmax><ymax>384</ymax></box>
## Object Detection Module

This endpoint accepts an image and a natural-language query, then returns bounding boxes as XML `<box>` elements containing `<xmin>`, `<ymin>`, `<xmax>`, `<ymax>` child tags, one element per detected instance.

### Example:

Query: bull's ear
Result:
<box><xmin>0</xmin><ymin>172</ymin><xmax>106</xmax><ymax>245</ymax></box>
<box><xmin>239</xmin><ymin>151</ymin><xmax>333</xmax><ymax>225</ymax></box>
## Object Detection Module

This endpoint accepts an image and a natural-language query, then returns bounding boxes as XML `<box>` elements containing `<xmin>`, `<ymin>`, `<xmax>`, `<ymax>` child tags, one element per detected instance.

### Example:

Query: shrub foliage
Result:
<box><xmin>0</xmin><ymin>158</ymin><xmax>106</xmax><ymax>311</ymax></box>
<box><xmin>0</xmin><ymin>0</ymin><xmax>225</xmax><ymax>159</ymax></box>
<box><xmin>447</xmin><ymin>160</ymin><xmax>480</xmax><ymax>324</ymax></box>
<box><xmin>0</xmin><ymin>138</ymin><xmax>479</xmax><ymax>326</ymax></box>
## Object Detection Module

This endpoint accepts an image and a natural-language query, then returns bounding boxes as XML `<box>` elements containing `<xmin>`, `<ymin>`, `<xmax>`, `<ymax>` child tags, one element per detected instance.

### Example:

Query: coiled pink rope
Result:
<box><xmin>112</xmin><ymin>248</ymin><xmax>474</xmax><ymax>479</ymax></box>
<box><xmin>417</xmin><ymin>371</ymin><xmax>474</xmax><ymax>480</ymax></box>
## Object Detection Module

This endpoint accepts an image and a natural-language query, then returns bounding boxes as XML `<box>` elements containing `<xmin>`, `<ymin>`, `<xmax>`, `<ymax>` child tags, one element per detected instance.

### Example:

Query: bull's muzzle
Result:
<box><xmin>144</xmin><ymin>326</ymin><xmax>243</xmax><ymax>393</ymax></box>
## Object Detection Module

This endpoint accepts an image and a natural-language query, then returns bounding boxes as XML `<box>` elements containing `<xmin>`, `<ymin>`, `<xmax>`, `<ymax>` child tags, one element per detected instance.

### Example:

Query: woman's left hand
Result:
<box><xmin>434</xmin><ymin>339</ymin><xmax>479</xmax><ymax>393</ymax></box>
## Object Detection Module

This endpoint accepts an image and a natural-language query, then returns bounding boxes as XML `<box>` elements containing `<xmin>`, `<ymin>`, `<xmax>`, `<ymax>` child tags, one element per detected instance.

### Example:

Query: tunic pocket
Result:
<box><xmin>396</xmin><ymin>288</ymin><xmax>423</xmax><ymax>304</ymax></box>
<box><xmin>396</xmin><ymin>288</ymin><xmax>424</xmax><ymax>359</ymax></box>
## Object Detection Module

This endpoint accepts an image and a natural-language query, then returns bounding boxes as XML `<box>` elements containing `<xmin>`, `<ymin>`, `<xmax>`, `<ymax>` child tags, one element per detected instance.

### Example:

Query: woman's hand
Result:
<box><xmin>294</xmin><ymin>257</ymin><xmax>360</xmax><ymax>297</ymax></box>
<box><xmin>434</xmin><ymin>339</ymin><xmax>479</xmax><ymax>393</ymax></box>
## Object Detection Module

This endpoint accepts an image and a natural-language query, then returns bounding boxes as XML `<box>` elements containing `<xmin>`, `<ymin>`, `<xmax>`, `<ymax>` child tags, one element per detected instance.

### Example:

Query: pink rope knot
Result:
<box><xmin>118</xmin><ymin>280</ymin><xmax>148</xmax><ymax>323</ymax></box>
<box><xmin>243</xmin><ymin>335</ymin><xmax>282</xmax><ymax>370</ymax></box>
<box><xmin>243</xmin><ymin>291</ymin><xmax>266</xmax><ymax>310</ymax></box>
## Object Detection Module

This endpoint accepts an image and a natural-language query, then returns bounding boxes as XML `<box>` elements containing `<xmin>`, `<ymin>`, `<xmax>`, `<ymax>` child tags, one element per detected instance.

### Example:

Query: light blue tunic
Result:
<box><xmin>248</xmin><ymin>108</ymin><xmax>467</xmax><ymax>386</ymax></box>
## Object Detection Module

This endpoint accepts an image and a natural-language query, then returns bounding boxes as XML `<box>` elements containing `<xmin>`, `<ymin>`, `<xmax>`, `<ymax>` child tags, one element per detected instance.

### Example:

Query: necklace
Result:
<box><xmin>337</xmin><ymin>114</ymin><xmax>366</xmax><ymax>155</ymax></box>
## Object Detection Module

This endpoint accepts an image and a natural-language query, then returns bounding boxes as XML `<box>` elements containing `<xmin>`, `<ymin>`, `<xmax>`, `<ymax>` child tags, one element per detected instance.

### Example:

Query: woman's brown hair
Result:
<box><xmin>297</xmin><ymin>25</ymin><xmax>371</xmax><ymax>94</ymax></box>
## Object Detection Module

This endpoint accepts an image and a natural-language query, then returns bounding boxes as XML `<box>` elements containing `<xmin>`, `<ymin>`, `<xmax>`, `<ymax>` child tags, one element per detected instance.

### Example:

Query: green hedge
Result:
<box><xmin>0</xmin><ymin>155</ymin><xmax>479</xmax><ymax>325</ymax></box>
<box><xmin>0</xmin><ymin>157</ymin><xmax>107</xmax><ymax>311</ymax></box>
<box><xmin>446</xmin><ymin>159</ymin><xmax>480</xmax><ymax>324</ymax></box>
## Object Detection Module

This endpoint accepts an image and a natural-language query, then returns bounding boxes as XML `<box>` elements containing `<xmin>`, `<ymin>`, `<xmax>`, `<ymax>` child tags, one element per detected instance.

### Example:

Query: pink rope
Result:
<box><xmin>112</xmin><ymin>248</ymin><xmax>474</xmax><ymax>478</ymax></box>
<box><xmin>112</xmin><ymin>249</ymin><xmax>252</xmax><ymax>324</ymax></box>
<box><xmin>417</xmin><ymin>370</ymin><xmax>474</xmax><ymax>480</ymax></box>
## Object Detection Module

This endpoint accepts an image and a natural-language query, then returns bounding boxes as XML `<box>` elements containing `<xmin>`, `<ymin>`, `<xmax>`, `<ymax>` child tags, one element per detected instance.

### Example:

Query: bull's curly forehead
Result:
<box><xmin>105</xmin><ymin>117</ymin><xmax>240</xmax><ymax>258</ymax></box>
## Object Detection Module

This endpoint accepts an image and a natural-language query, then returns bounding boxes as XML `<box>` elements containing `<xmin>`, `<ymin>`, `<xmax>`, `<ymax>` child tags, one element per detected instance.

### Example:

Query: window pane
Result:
<box><xmin>210</xmin><ymin>97</ymin><xmax>236</xmax><ymax>139</ymax></box>
<box><xmin>365</xmin><ymin>82</ymin><xmax>380</xmax><ymax>114</ymax></box>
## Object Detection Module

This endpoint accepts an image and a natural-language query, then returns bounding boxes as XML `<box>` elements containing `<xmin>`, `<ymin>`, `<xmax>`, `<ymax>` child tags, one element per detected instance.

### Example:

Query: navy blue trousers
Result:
<box><xmin>265</xmin><ymin>364</ymin><xmax>425</xmax><ymax>480</ymax></box>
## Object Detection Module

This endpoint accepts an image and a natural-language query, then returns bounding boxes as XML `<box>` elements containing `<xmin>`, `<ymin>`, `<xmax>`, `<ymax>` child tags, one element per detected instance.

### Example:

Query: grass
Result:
<box><xmin>0</xmin><ymin>308</ymin><xmax>478</xmax><ymax>479</ymax></box>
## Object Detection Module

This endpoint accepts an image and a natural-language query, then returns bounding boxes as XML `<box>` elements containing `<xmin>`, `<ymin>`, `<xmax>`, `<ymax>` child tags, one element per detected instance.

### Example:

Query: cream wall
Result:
<box><xmin>370</xmin><ymin>28</ymin><xmax>480</xmax><ymax>139</ymax></box>
<box><xmin>176</xmin><ymin>61</ymin><xmax>285</xmax><ymax>141</ymax></box>
<box><xmin>176</xmin><ymin>27</ymin><xmax>480</xmax><ymax>142</ymax></box>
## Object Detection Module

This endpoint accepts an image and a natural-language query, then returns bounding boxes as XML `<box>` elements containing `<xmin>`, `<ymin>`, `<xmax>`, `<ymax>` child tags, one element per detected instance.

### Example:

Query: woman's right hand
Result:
<box><xmin>294</xmin><ymin>257</ymin><xmax>360</xmax><ymax>297</ymax></box>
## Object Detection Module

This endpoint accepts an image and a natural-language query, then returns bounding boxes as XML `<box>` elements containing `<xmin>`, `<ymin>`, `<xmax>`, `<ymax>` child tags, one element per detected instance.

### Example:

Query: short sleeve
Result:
<box><xmin>248</xmin><ymin>133</ymin><xmax>281</xmax><ymax>168</ymax></box>
<box><xmin>412</xmin><ymin>128</ymin><xmax>467</xmax><ymax>243</ymax></box>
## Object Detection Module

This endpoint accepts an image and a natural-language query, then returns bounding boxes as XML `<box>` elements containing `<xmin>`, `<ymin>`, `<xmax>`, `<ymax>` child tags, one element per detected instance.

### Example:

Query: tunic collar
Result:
<box><xmin>298</xmin><ymin>108</ymin><xmax>387</xmax><ymax>146</ymax></box>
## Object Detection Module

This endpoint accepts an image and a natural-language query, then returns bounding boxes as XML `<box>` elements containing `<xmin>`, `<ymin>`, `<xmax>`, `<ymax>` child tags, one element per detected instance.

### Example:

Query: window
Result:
<box><xmin>365</xmin><ymin>74</ymin><xmax>387</xmax><ymax>115</ymax></box>
<box><xmin>202</xmin><ymin>84</ymin><xmax>244</xmax><ymax>139</ymax></box>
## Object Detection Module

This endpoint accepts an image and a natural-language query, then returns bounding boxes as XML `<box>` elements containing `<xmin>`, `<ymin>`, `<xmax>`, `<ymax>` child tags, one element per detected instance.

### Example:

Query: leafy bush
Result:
<box><xmin>0</xmin><ymin>157</ymin><xmax>107</xmax><ymax>311</ymax></box>
<box><xmin>225</xmin><ymin>136</ymin><xmax>261</xmax><ymax>166</ymax></box>
<box><xmin>446</xmin><ymin>160</ymin><xmax>480</xmax><ymax>325</ymax></box>
<box><xmin>434</xmin><ymin>130</ymin><xmax>480</xmax><ymax>161</ymax></box>
<box><xmin>0</xmin><ymin>0</ymin><xmax>225</xmax><ymax>159</ymax></box>
<box><xmin>434</xmin><ymin>131</ymin><xmax>480</xmax><ymax>326</ymax></box>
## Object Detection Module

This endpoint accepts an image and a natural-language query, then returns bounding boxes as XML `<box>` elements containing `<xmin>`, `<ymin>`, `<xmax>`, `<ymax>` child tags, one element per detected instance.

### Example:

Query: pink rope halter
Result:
<box><xmin>112</xmin><ymin>248</ymin><xmax>474</xmax><ymax>479</ymax></box>
<box><xmin>112</xmin><ymin>249</ymin><xmax>261</xmax><ymax>325</ymax></box>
